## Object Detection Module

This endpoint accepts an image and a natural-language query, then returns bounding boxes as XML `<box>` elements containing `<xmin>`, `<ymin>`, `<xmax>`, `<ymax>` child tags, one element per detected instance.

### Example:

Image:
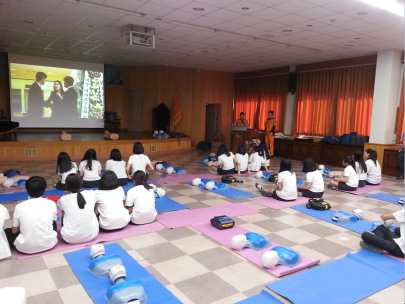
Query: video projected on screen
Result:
<box><xmin>9</xmin><ymin>63</ymin><xmax>104</xmax><ymax>128</ymax></box>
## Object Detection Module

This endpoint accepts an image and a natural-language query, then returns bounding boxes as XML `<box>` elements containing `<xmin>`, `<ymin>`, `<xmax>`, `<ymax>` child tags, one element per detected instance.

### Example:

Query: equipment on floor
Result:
<box><xmin>352</xmin><ymin>209</ymin><xmax>365</xmax><ymax>220</ymax></box>
<box><xmin>166</xmin><ymin>167</ymin><xmax>174</xmax><ymax>174</ymax></box>
<box><xmin>206</xmin><ymin>181</ymin><xmax>215</xmax><ymax>190</ymax></box>
<box><xmin>221</xmin><ymin>175</ymin><xmax>243</xmax><ymax>184</ymax></box>
<box><xmin>268</xmin><ymin>174</ymin><xmax>278</xmax><ymax>183</ymax></box>
<box><xmin>318</xmin><ymin>165</ymin><xmax>325</xmax><ymax>176</ymax></box>
<box><xmin>306</xmin><ymin>198</ymin><xmax>331</xmax><ymax>210</ymax></box>
<box><xmin>262</xmin><ymin>247</ymin><xmax>302</xmax><ymax>269</ymax></box>
<box><xmin>154</xmin><ymin>188</ymin><xmax>166</xmax><ymax>198</ymax></box>
<box><xmin>256</xmin><ymin>171</ymin><xmax>263</xmax><ymax>179</ymax></box>
<box><xmin>322</xmin><ymin>168</ymin><xmax>332</xmax><ymax>178</ymax></box>
<box><xmin>88</xmin><ymin>244</ymin><xmax>123</xmax><ymax>278</ymax></box>
<box><xmin>296</xmin><ymin>179</ymin><xmax>305</xmax><ymax>186</ymax></box>
<box><xmin>332</xmin><ymin>211</ymin><xmax>361</xmax><ymax>224</ymax></box>
<box><xmin>231</xmin><ymin>233</ymin><xmax>272</xmax><ymax>251</ymax></box>
<box><xmin>210</xmin><ymin>215</ymin><xmax>235</xmax><ymax>230</ymax></box>
<box><xmin>399</xmin><ymin>196</ymin><xmax>405</xmax><ymax>205</ymax></box>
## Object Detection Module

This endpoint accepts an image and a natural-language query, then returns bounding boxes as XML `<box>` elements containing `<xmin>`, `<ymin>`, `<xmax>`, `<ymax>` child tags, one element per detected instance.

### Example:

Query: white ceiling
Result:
<box><xmin>0</xmin><ymin>0</ymin><xmax>403</xmax><ymax>72</ymax></box>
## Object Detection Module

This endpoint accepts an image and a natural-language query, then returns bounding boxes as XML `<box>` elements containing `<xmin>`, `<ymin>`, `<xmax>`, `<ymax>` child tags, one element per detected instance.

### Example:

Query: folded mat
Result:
<box><xmin>267</xmin><ymin>249</ymin><xmax>405</xmax><ymax>304</ymax></box>
<box><xmin>16</xmin><ymin>221</ymin><xmax>163</xmax><ymax>260</ymax></box>
<box><xmin>235</xmin><ymin>290</ymin><xmax>283</xmax><ymax>304</ymax></box>
<box><xmin>291</xmin><ymin>205</ymin><xmax>373</xmax><ymax>234</ymax></box>
<box><xmin>155</xmin><ymin>197</ymin><xmax>188</xmax><ymax>214</ymax></box>
<box><xmin>186</xmin><ymin>182</ymin><xmax>258</xmax><ymax>200</ymax></box>
<box><xmin>156</xmin><ymin>203</ymin><xmax>260</xmax><ymax>229</ymax></box>
<box><xmin>64</xmin><ymin>243</ymin><xmax>182</xmax><ymax>304</ymax></box>
<box><xmin>0</xmin><ymin>190</ymin><xmax>66</xmax><ymax>203</ymax></box>
<box><xmin>252</xmin><ymin>195</ymin><xmax>329</xmax><ymax>210</ymax></box>
<box><xmin>192</xmin><ymin>222</ymin><xmax>320</xmax><ymax>277</ymax></box>
<box><xmin>333</xmin><ymin>183</ymin><xmax>389</xmax><ymax>195</ymax></box>
<box><xmin>366</xmin><ymin>193</ymin><xmax>403</xmax><ymax>205</ymax></box>
<box><xmin>152</xmin><ymin>173</ymin><xmax>219</xmax><ymax>184</ymax></box>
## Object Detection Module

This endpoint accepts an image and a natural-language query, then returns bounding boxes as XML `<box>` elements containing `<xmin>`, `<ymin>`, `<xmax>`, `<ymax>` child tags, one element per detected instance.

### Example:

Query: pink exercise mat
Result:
<box><xmin>192</xmin><ymin>222</ymin><xmax>320</xmax><ymax>277</ymax></box>
<box><xmin>332</xmin><ymin>183</ymin><xmax>390</xmax><ymax>195</ymax></box>
<box><xmin>152</xmin><ymin>173</ymin><xmax>221</xmax><ymax>184</ymax></box>
<box><xmin>156</xmin><ymin>203</ymin><xmax>261</xmax><ymax>229</ymax></box>
<box><xmin>383</xmin><ymin>252</ymin><xmax>404</xmax><ymax>262</ymax></box>
<box><xmin>2</xmin><ymin>186</ymin><xmax>26</xmax><ymax>192</ymax></box>
<box><xmin>252</xmin><ymin>195</ymin><xmax>329</xmax><ymax>210</ymax></box>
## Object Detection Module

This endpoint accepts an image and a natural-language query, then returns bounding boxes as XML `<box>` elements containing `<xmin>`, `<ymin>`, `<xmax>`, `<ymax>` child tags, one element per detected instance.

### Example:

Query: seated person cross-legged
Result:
<box><xmin>209</xmin><ymin>144</ymin><xmax>238</xmax><ymax>175</ymax></box>
<box><xmin>5</xmin><ymin>177</ymin><xmax>58</xmax><ymax>254</ymax></box>
<box><xmin>327</xmin><ymin>156</ymin><xmax>359</xmax><ymax>191</ymax></box>
<box><xmin>297</xmin><ymin>158</ymin><xmax>324</xmax><ymax>198</ymax></box>
<box><xmin>364</xmin><ymin>149</ymin><xmax>382</xmax><ymax>185</ymax></box>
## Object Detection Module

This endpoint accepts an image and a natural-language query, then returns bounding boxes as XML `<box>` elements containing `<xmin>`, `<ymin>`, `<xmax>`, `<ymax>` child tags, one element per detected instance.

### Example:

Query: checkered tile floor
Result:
<box><xmin>0</xmin><ymin>150</ymin><xmax>404</xmax><ymax>304</ymax></box>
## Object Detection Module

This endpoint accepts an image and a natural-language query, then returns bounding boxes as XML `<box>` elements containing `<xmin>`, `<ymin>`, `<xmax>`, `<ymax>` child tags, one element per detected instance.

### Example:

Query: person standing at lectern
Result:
<box><xmin>235</xmin><ymin>112</ymin><xmax>249</xmax><ymax>126</ymax></box>
<box><xmin>264</xmin><ymin>110</ymin><xmax>277</xmax><ymax>158</ymax></box>
<box><xmin>27</xmin><ymin>72</ymin><xmax>47</xmax><ymax>118</ymax></box>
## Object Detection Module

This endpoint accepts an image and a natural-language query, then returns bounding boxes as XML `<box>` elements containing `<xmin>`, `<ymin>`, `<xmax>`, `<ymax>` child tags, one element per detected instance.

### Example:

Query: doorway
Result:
<box><xmin>128</xmin><ymin>90</ymin><xmax>143</xmax><ymax>132</ymax></box>
<box><xmin>205</xmin><ymin>104</ymin><xmax>221</xmax><ymax>143</ymax></box>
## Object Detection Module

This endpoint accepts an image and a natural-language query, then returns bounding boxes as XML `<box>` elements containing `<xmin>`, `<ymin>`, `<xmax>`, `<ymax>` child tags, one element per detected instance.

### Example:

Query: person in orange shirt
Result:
<box><xmin>235</xmin><ymin>112</ymin><xmax>249</xmax><ymax>126</ymax></box>
<box><xmin>264</xmin><ymin>110</ymin><xmax>277</xmax><ymax>157</ymax></box>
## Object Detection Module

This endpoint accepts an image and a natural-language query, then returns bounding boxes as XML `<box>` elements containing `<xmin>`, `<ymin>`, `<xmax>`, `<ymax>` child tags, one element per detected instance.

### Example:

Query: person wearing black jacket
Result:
<box><xmin>45</xmin><ymin>80</ymin><xmax>64</xmax><ymax>119</ymax></box>
<box><xmin>397</xmin><ymin>140</ymin><xmax>404</xmax><ymax>180</ymax></box>
<box><xmin>63</xmin><ymin>76</ymin><xmax>79</xmax><ymax>119</ymax></box>
<box><xmin>27</xmin><ymin>72</ymin><xmax>47</xmax><ymax>118</ymax></box>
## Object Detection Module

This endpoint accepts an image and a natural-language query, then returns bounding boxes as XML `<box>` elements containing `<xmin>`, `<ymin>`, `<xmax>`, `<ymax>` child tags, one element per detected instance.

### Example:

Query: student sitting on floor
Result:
<box><xmin>353</xmin><ymin>149</ymin><xmax>367</xmax><ymax>187</ymax></box>
<box><xmin>327</xmin><ymin>156</ymin><xmax>359</xmax><ymax>191</ymax></box>
<box><xmin>5</xmin><ymin>177</ymin><xmax>57</xmax><ymax>254</ymax></box>
<box><xmin>248</xmin><ymin>146</ymin><xmax>269</xmax><ymax>172</ymax></box>
<box><xmin>53</xmin><ymin>152</ymin><xmax>77</xmax><ymax>190</ymax></box>
<box><xmin>79</xmin><ymin>149</ymin><xmax>102</xmax><ymax>188</ymax></box>
<box><xmin>364</xmin><ymin>149</ymin><xmax>382</xmax><ymax>185</ymax></box>
<box><xmin>57</xmin><ymin>174</ymin><xmax>98</xmax><ymax>244</ymax></box>
<box><xmin>209</xmin><ymin>144</ymin><xmax>238</xmax><ymax>175</ymax></box>
<box><xmin>125</xmin><ymin>170</ymin><xmax>157</xmax><ymax>225</ymax></box>
<box><xmin>297</xmin><ymin>158</ymin><xmax>324</xmax><ymax>198</ymax></box>
<box><xmin>0</xmin><ymin>204</ymin><xmax>11</xmax><ymax>260</ymax></box>
<box><xmin>255</xmin><ymin>159</ymin><xmax>297</xmax><ymax>201</ymax></box>
<box><xmin>95</xmin><ymin>171</ymin><xmax>129</xmax><ymax>232</ymax></box>
<box><xmin>126</xmin><ymin>142</ymin><xmax>154</xmax><ymax>181</ymax></box>
<box><xmin>259</xmin><ymin>142</ymin><xmax>271</xmax><ymax>171</ymax></box>
<box><xmin>360</xmin><ymin>209</ymin><xmax>404</xmax><ymax>258</ymax></box>
<box><xmin>106</xmin><ymin>149</ymin><xmax>128</xmax><ymax>186</ymax></box>
<box><xmin>234</xmin><ymin>144</ymin><xmax>250</xmax><ymax>175</ymax></box>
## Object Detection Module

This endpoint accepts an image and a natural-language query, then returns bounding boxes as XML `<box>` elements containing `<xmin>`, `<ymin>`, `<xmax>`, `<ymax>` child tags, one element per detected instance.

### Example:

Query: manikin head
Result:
<box><xmin>262</xmin><ymin>251</ymin><xmax>279</xmax><ymax>269</ymax></box>
<box><xmin>231</xmin><ymin>234</ymin><xmax>247</xmax><ymax>250</ymax></box>
<box><xmin>192</xmin><ymin>178</ymin><xmax>201</xmax><ymax>186</ymax></box>
<box><xmin>255</xmin><ymin>171</ymin><xmax>263</xmax><ymax>179</ymax></box>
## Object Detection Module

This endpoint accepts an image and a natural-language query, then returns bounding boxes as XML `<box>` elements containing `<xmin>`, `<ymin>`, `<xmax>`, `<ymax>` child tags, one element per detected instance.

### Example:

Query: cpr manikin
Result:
<box><xmin>88</xmin><ymin>244</ymin><xmax>123</xmax><ymax>278</ymax></box>
<box><xmin>262</xmin><ymin>247</ymin><xmax>302</xmax><ymax>268</ymax></box>
<box><xmin>255</xmin><ymin>171</ymin><xmax>272</xmax><ymax>179</ymax></box>
<box><xmin>231</xmin><ymin>233</ymin><xmax>271</xmax><ymax>251</ymax></box>
<box><xmin>371</xmin><ymin>219</ymin><xmax>397</xmax><ymax>232</ymax></box>
<box><xmin>192</xmin><ymin>178</ymin><xmax>228</xmax><ymax>190</ymax></box>
<box><xmin>332</xmin><ymin>208</ymin><xmax>365</xmax><ymax>224</ymax></box>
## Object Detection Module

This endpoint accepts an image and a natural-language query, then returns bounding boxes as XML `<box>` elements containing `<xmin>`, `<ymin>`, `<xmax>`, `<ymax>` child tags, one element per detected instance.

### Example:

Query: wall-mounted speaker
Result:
<box><xmin>288</xmin><ymin>72</ymin><xmax>297</xmax><ymax>94</ymax></box>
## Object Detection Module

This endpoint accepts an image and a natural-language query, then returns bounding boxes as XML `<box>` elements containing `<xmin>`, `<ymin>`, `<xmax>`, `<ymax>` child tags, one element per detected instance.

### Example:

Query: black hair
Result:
<box><xmin>35</xmin><ymin>72</ymin><xmax>47</xmax><ymax>81</ymax></box>
<box><xmin>56</xmin><ymin>152</ymin><xmax>74</xmax><ymax>174</ymax></box>
<box><xmin>217</xmin><ymin>144</ymin><xmax>231</xmax><ymax>157</ymax></box>
<box><xmin>110</xmin><ymin>149</ymin><xmax>122</xmax><ymax>161</ymax></box>
<box><xmin>279</xmin><ymin>159</ymin><xmax>293</xmax><ymax>174</ymax></box>
<box><xmin>254</xmin><ymin>145</ymin><xmax>264</xmax><ymax>157</ymax></box>
<box><xmin>98</xmin><ymin>171</ymin><xmax>120</xmax><ymax>190</ymax></box>
<box><xmin>81</xmin><ymin>148</ymin><xmax>97</xmax><ymax>170</ymax></box>
<box><xmin>240</xmin><ymin>112</ymin><xmax>245</xmax><ymax>116</ymax></box>
<box><xmin>259</xmin><ymin>142</ymin><xmax>271</xmax><ymax>160</ymax></box>
<box><xmin>342</xmin><ymin>155</ymin><xmax>356</xmax><ymax>170</ymax></box>
<box><xmin>53</xmin><ymin>80</ymin><xmax>64</xmax><ymax>93</ymax></box>
<box><xmin>133</xmin><ymin>142</ymin><xmax>144</xmax><ymax>154</ymax></box>
<box><xmin>353</xmin><ymin>150</ymin><xmax>367</xmax><ymax>174</ymax></box>
<box><xmin>26</xmin><ymin>176</ymin><xmax>47</xmax><ymax>198</ymax></box>
<box><xmin>237</xmin><ymin>144</ymin><xmax>246</xmax><ymax>155</ymax></box>
<box><xmin>302</xmin><ymin>158</ymin><xmax>317</xmax><ymax>173</ymax></box>
<box><xmin>365</xmin><ymin>149</ymin><xmax>378</xmax><ymax>166</ymax></box>
<box><xmin>65</xmin><ymin>174</ymin><xmax>86</xmax><ymax>209</ymax></box>
<box><xmin>268</xmin><ymin>111</ymin><xmax>274</xmax><ymax>115</ymax></box>
<box><xmin>64</xmin><ymin>76</ymin><xmax>74</xmax><ymax>86</ymax></box>
<box><xmin>132</xmin><ymin>170</ymin><xmax>153</xmax><ymax>190</ymax></box>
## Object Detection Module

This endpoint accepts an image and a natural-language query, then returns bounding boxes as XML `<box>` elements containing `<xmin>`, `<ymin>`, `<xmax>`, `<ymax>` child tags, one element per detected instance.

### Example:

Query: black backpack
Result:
<box><xmin>268</xmin><ymin>174</ymin><xmax>278</xmax><ymax>182</ymax></box>
<box><xmin>221</xmin><ymin>175</ymin><xmax>243</xmax><ymax>184</ymax></box>
<box><xmin>306</xmin><ymin>198</ymin><xmax>331</xmax><ymax>210</ymax></box>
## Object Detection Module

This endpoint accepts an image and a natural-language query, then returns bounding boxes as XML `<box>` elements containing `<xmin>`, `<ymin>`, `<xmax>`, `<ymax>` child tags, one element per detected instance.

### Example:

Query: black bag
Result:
<box><xmin>196</xmin><ymin>141</ymin><xmax>212</xmax><ymax>151</ymax></box>
<box><xmin>210</xmin><ymin>215</ymin><xmax>235</xmax><ymax>230</ymax></box>
<box><xmin>221</xmin><ymin>175</ymin><xmax>243</xmax><ymax>184</ymax></box>
<box><xmin>306</xmin><ymin>198</ymin><xmax>331</xmax><ymax>210</ymax></box>
<box><xmin>5</xmin><ymin>169</ymin><xmax>20</xmax><ymax>178</ymax></box>
<box><xmin>268</xmin><ymin>174</ymin><xmax>278</xmax><ymax>182</ymax></box>
<box><xmin>349</xmin><ymin>135</ymin><xmax>369</xmax><ymax>146</ymax></box>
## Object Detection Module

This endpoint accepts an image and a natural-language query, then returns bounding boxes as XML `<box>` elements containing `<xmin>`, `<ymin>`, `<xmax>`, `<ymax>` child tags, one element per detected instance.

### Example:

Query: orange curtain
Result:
<box><xmin>395</xmin><ymin>77</ymin><xmax>404</xmax><ymax>143</ymax></box>
<box><xmin>293</xmin><ymin>65</ymin><xmax>375</xmax><ymax>136</ymax></box>
<box><xmin>234</xmin><ymin>75</ymin><xmax>288</xmax><ymax>131</ymax></box>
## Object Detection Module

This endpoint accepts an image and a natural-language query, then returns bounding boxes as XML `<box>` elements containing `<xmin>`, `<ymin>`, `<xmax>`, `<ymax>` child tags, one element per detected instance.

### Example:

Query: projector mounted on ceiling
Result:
<box><xmin>122</xmin><ymin>25</ymin><xmax>155</xmax><ymax>49</ymax></box>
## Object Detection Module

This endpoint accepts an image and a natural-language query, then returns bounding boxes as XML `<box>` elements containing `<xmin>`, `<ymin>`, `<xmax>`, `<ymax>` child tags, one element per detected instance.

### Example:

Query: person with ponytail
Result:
<box><xmin>125</xmin><ymin>170</ymin><xmax>157</xmax><ymax>225</ymax></box>
<box><xmin>327</xmin><ymin>156</ymin><xmax>359</xmax><ymax>191</ymax></box>
<box><xmin>364</xmin><ymin>149</ymin><xmax>382</xmax><ymax>185</ymax></box>
<box><xmin>353</xmin><ymin>150</ymin><xmax>367</xmax><ymax>187</ymax></box>
<box><xmin>95</xmin><ymin>171</ymin><xmax>129</xmax><ymax>232</ymax></box>
<box><xmin>56</xmin><ymin>174</ymin><xmax>98</xmax><ymax>244</ymax></box>
<box><xmin>78</xmin><ymin>149</ymin><xmax>102</xmax><ymax>188</ymax></box>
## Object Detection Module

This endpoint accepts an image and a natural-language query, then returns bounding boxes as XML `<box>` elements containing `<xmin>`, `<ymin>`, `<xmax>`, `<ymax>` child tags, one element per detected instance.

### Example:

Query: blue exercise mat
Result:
<box><xmin>187</xmin><ymin>182</ymin><xmax>258</xmax><ymax>200</ymax></box>
<box><xmin>155</xmin><ymin>197</ymin><xmax>188</xmax><ymax>214</ymax></box>
<box><xmin>267</xmin><ymin>249</ymin><xmax>404</xmax><ymax>304</ymax></box>
<box><xmin>297</xmin><ymin>171</ymin><xmax>307</xmax><ymax>174</ymax></box>
<box><xmin>291</xmin><ymin>205</ymin><xmax>373</xmax><ymax>234</ymax></box>
<box><xmin>0</xmin><ymin>190</ymin><xmax>66</xmax><ymax>203</ymax></box>
<box><xmin>366</xmin><ymin>193</ymin><xmax>403</xmax><ymax>205</ymax></box>
<box><xmin>64</xmin><ymin>243</ymin><xmax>182</xmax><ymax>304</ymax></box>
<box><xmin>235</xmin><ymin>290</ymin><xmax>283</xmax><ymax>304</ymax></box>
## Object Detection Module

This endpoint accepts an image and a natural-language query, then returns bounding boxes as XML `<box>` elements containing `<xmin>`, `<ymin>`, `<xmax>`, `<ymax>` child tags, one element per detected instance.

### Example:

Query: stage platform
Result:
<box><xmin>0</xmin><ymin>130</ymin><xmax>192</xmax><ymax>161</ymax></box>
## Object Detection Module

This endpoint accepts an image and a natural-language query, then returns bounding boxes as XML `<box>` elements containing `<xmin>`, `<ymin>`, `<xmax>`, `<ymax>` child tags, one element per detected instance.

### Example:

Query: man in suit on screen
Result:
<box><xmin>27</xmin><ymin>72</ymin><xmax>47</xmax><ymax>118</ymax></box>
<box><xmin>63</xmin><ymin>76</ymin><xmax>79</xmax><ymax>119</ymax></box>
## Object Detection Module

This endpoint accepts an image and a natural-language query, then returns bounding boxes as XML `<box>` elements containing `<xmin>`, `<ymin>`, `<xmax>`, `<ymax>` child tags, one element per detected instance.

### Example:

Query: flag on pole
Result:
<box><xmin>172</xmin><ymin>91</ymin><xmax>182</xmax><ymax>127</ymax></box>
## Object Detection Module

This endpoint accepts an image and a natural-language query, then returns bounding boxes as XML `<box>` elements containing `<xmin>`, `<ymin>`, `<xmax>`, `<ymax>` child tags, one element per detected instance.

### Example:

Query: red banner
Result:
<box><xmin>172</xmin><ymin>91</ymin><xmax>182</xmax><ymax>127</ymax></box>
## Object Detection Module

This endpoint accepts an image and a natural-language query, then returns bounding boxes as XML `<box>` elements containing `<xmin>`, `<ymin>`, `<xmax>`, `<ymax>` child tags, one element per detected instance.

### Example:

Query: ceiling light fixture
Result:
<box><xmin>357</xmin><ymin>0</ymin><xmax>403</xmax><ymax>17</ymax></box>
<box><xmin>23</xmin><ymin>20</ymin><xmax>34</xmax><ymax>24</ymax></box>
<box><xmin>344</xmin><ymin>44</ymin><xmax>353</xmax><ymax>46</ymax></box>
<box><xmin>159</xmin><ymin>38</ymin><xmax>164</xmax><ymax>40</ymax></box>
<box><xmin>354</xmin><ymin>37</ymin><xmax>361</xmax><ymax>39</ymax></box>
<box><xmin>155</xmin><ymin>18</ymin><xmax>162</xmax><ymax>20</ymax></box>
<box><xmin>193</xmin><ymin>7</ymin><xmax>205</xmax><ymax>11</ymax></box>
<box><xmin>282</xmin><ymin>29</ymin><xmax>293</xmax><ymax>32</ymax></box>
<box><xmin>357</xmin><ymin>11</ymin><xmax>369</xmax><ymax>15</ymax></box>
<box><xmin>65</xmin><ymin>0</ymin><xmax>144</xmax><ymax>17</ymax></box>
<box><xmin>242</xmin><ymin>7</ymin><xmax>249</xmax><ymax>10</ymax></box>
<box><xmin>306</xmin><ymin>25</ymin><xmax>313</xmax><ymax>27</ymax></box>
<box><xmin>87</xmin><ymin>25</ymin><xmax>93</xmax><ymax>28</ymax></box>
<box><xmin>330</xmin><ymin>19</ymin><xmax>337</xmax><ymax>22</ymax></box>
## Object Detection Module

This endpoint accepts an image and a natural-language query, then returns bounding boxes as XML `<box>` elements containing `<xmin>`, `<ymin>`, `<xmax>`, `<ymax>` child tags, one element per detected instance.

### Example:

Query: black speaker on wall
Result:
<box><xmin>288</xmin><ymin>72</ymin><xmax>297</xmax><ymax>94</ymax></box>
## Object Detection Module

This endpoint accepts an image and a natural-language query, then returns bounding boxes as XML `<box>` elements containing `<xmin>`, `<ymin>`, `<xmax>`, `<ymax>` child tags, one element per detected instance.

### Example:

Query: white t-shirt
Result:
<box><xmin>355</xmin><ymin>162</ymin><xmax>367</xmax><ymax>181</ymax></box>
<box><xmin>343</xmin><ymin>165</ymin><xmax>359</xmax><ymax>188</ymax></box>
<box><xmin>393</xmin><ymin>209</ymin><xmax>404</xmax><ymax>254</ymax></box>
<box><xmin>57</xmin><ymin>191</ymin><xmax>99</xmax><ymax>244</ymax></box>
<box><xmin>12</xmin><ymin>198</ymin><xmax>57</xmax><ymax>254</ymax></box>
<box><xmin>263</xmin><ymin>153</ymin><xmax>270</xmax><ymax>166</ymax></box>
<box><xmin>365</xmin><ymin>159</ymin><xmax>381</xmax><ymax>184</ymax></box>
<box><xmin>95</xmin><ymin>187</ymin><xmax>129</xmax><ymax>230</ymax></box>
<box><xmin>58</xmin><ymin>162</ymin><xmax>77</xmax><ymax>184</ymax></box>
<box><xmin>235</xmin><ymin>153</ymin><xmax>249</xmax><ymax>172</ymax></box>
<box><xmin>128</xmin><ymin>154</ymin><xmax>151</xmax><ymax>175</ymax></box>
<box><xmin>275</xmin><ymin>171</ymin><xmax>297</xmax><ymax>200</ymax></box>
<box><xmin>0</xmin><ymin>287</ymin><xmax>27</xmax><ymax>304</ymax></box>
<box><xmin>306</xmin><ymin>170</ymin><xmax>324</xmax><ymax>193</ymax></box>
<box><xmin>79</xmin><ymin>160</ymin><xmax>102</xmax><ymax>181</ymax></box>
<box><xmin>0</xmin><ymin>205</ymin><xmax>11</xmax><ymax>260</ymax></box>
<box><xmin>125</xmin><ymin>185</ymin><xmax>157</xmax><ymax>225</ymax></box>
<box><xmin>248</xmin><ymin>152</ymin><xmax>264</xmax><ymax>171</ymax></box>
<box><xmin>106</xmin><ymin>160</ymin><xmax>127</xmax><ymax>179</ymax></box>
<box><xmin>218</xmin><ymin>152</ymin><xmax>235</xmax><ymax>171</ymax></box>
